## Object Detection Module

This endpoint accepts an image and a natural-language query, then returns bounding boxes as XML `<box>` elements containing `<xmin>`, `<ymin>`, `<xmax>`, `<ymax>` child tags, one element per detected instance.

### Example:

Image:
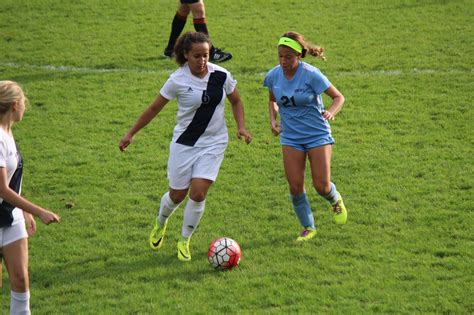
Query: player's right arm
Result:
<box><xmin>119</xmin><ymin>94</ymin><xmax>170</xmax><ymax>151</ymax></box>
<box><xmin>268</xmin><ymin>91</ymin><xmax>280</xmax><ymax>136</ymax></box>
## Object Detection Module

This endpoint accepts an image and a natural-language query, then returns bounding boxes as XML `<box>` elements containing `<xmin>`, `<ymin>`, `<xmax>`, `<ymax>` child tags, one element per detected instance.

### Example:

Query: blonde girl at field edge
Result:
<box><xmin>119</xmin><ymin>32</ymin><xmax>251</xmax><ymax>261</ymax></box>
<box><xmin>264</xmin><ymin>32</ymin><xmax>348</xmax><ymax>242</ymax></box>
<box><xmin>0</xmin><ymin>81</ymin><xmax>60</xmax><ymax>315</ymax></box>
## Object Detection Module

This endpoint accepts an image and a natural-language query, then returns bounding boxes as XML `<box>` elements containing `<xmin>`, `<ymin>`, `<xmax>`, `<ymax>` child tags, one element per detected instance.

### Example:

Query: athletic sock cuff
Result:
<box><xmin>188</xmin><ymin>198</ymin><xmax>205</xmax><ymax>210</ymax></box>
<box><xmin>11</xmin><ymin>290</ymin><xmax>30</xmax><ymax>301</ymax></box>
<box><xmin>193</xmin><ymin>17</ymin><xmax>206</xmax><ymax>24</ymax></box>
<box><xmin>290</xmin><ymin>192</ymin><xmax>307</xmax><ymax>202</ymax></box>
<box><xmin>175</xmin><ymin>12</ymin><xmax>187</xmax><ymax>21</ymax></box>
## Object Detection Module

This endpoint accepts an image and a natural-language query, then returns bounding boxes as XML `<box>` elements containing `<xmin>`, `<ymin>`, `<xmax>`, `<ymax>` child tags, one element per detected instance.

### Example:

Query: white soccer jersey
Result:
<box><xmin>160</xmin><ymin>63</ymin><xmax>237</xmax><ymax>147</ymax></box>
<box><xmin>0</xmin><ymin>129</ymin><xmax>23</xmax><ymax>227</ymax></box>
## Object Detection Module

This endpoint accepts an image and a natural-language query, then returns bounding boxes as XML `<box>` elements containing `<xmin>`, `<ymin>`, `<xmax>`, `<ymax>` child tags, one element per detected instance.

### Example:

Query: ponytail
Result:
<box><xmin>281</xmin><ymin>31</ymin><xmax>326</xmax><ymax>61</ymax></box>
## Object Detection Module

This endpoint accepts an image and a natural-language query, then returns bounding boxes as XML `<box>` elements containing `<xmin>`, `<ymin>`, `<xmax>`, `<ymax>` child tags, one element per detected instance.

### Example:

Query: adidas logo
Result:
<box><xmin>187</xmin><ymin>87</ymin><xmax>193</xmax><ymax>92</ymax></box>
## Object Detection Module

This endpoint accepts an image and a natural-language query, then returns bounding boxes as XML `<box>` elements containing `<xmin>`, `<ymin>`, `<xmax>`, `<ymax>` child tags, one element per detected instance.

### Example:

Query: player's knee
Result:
<box><xmin>169</xmin><ymin>191</ymin><xmax>187</xmax><ymax>204</ymax></box>
<box><xmin>190</xmin><ymin>4</ymin><xmax>205</xmax><ymax>18</ymax></box>
<box><xmin>189</xmin><ymin>191</ymin><xmax>206</xmax><ymax>202</ymax></box>
<box><xmin>177</xmin><ymin>5</ymin><xmax>190</xmax><ymax>16</ymax></box>
<box><xmin>10</xmin><ymin>270</ymin><xmax>28</xmax><ymax>291</ymax></box>
<box><xmin>192</xmin><ymin>11</ymin><xmax>205</xmax><ymax>19</ymax></box>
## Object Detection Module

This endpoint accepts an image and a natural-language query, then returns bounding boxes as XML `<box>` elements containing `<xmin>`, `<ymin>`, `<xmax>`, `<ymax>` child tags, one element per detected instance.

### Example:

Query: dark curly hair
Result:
<box><xmin>174</xmin><ymin>32</ymin><xmax>212</xmax><ymax>66</ymax></box>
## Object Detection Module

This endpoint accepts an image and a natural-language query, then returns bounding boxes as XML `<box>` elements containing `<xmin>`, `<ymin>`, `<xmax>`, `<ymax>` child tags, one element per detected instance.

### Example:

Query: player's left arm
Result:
<box><xmin>227</xmin><ymin>88</ymin><xmax>252</xmax><ymax>144</ymax></box>
<box><xmin>322</xmin><ymin>85</ymin><xmax>345</xmax><ymax>121</ymax></box>
<box><xmin>23</xmin><ymin>211</ymin><xmax>37</xmax><ymax>236</ymax></box>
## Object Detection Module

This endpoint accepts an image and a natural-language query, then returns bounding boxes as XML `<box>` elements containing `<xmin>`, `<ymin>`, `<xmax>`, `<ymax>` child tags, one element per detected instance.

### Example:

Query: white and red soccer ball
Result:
<box><xmin>208</xmin><ymin>237</ymin><xmax>241</xmax><ymax>270</ymax></box>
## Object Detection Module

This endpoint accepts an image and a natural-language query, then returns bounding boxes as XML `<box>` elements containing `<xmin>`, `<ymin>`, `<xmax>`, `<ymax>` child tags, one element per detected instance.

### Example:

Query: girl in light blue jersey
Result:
<box><xmin>263</xmin><ymin>31</ymin><xmax>348</xmax><ymax>242</ymax></box>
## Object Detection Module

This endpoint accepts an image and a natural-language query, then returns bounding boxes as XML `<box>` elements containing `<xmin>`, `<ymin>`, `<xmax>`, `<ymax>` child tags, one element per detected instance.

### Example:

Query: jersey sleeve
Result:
<box><xmin>310</xmin><ymin>69</ymin><xmax>331</xmax><ymax>94</ymax></box>
<box><xmin>263</xmin><ymin>69</ymin><xmax>274</xmax><ymax>89</ymax></box>
<box><xmin>0</xmin><ymin>140</ymin><xmax>7</xmax><ymax>168</ymax></box>
<box><xmin>224</xmin><ymin>71</ymin><xmax>237</xmax><ymax>95</ymax></box>
<box><xmin>159</xmin><ymin>77</ymin><xmax>178</xmax><ymax>101</ymax></box>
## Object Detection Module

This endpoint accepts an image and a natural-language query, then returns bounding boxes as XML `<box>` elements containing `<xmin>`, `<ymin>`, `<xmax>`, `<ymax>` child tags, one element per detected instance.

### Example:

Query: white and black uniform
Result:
<box><xmin>160</xmin><ymin>63</ymin><xmax>237</xmax><ymax>189</ymax></box>
<box><xmin>0</xmin><ymin>129</ymin><xmax>27</xmax><ymax>247</ymax></box>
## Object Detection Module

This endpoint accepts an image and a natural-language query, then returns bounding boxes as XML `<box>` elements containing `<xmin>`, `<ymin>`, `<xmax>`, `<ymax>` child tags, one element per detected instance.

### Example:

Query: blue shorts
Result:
<box><xmin>281</xmin><ymin>137</ymin><xmax>334</xmax><ymax>152</ymax></box>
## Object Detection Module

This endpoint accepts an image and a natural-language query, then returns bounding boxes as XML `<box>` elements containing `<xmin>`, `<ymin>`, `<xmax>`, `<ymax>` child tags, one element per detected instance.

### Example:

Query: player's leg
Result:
<box><xmin>177</xmin><ymin>144</ymin><xmax>225</xmax><ymax>261</ymax></box>
<box><xmin>187</xmin><ymin>0</ymin><xmax>232</xmax><ymax>62</ymax></box>
<box><xmin>187</xmin><ymin>0</ymin><xmax>207</xmax><ymax>33</ymax></box>
<box><xmin>282</xmin><ymin>145</ymin><xmax>317</xmax><ymax>241</ymax></box>
<box><xmin>3</xmin><ymin>233</ymin><xmax>30</xmax><ymax>315</ymax></box>
<box><xmin>177</xmin><ymin>178</ymin><xmax>213</xmax><ymax>261</ymax></box>
<box><xmin>307</xmin><ymin>144</ymin><xmax>347</xmax><ymax>224</ymax></box>
<box><xmin>149</xmin><ymin>188</ymin><xmax>188</xmax><ymax>251</ymax></box>
<box><xmin>150</xmin><ymin>143</ymin><xmax>193</xmax><ymax>250</ymax></box>
<box><xmin>162</xmin><ymin>188</ymin><xmax>188</xmax><ymax>224</ymax></box>
<box><xmin>183</xmin><ymin>178</ymin><xmax>212</xmax><ymax>238</ymax></box>
<box><xmin>163</xmin><ymin>1</ymin><xmax>191</xmax><ymax>57</ymax></box>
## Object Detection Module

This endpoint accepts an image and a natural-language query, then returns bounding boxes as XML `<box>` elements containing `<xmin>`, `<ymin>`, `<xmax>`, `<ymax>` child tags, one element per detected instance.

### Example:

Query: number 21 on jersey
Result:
<box><xmin>280</xmin><ymin>95</ymin><xmax>296</xmax><ymax>107</ymax></box>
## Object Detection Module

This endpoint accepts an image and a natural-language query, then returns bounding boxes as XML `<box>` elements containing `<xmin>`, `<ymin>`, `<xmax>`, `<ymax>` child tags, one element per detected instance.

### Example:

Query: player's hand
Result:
<box><xmin>23</xmin><ymin>211</ymin><xmax>37</xmax><ymax>236</ymax></box>
<box><xmin>119</xmin><ymin>134</ymin><xmax>133</xmax><ymax>152</ymax></box>
<box><xmin>39</xmin><ymin>209</ymin><xmax>60</xmax><ymax>225</ymax></box>
<box><xmin>236</xmin><ymin>128</ymin><xmax>252</xmax><ymax>144</ymax></box>
<box><xmin>270</xmin><ymin>121</ymin><xmax>281</xmax><ymax>136</ymax></box>
<box><xmin>322</xmin><ymin>110</ymin><xmax>335</xmax><ymax>121</ymax></box>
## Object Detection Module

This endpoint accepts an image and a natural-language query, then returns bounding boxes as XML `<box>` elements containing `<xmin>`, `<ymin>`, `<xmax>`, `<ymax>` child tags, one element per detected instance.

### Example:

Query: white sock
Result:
<box><xmin>181</xmin><ymin>198</ymin><xmax>205</xmax><ymax>238</ymax></box>
<box><xmin>157</xmin><ymin>192</ymin><xmax>181</xmax><ymax>225</ymax></box>
<box><xmin>10</xmin><ymin>290</ymin><xmax>30</xmax><ymax>315</ymax></box>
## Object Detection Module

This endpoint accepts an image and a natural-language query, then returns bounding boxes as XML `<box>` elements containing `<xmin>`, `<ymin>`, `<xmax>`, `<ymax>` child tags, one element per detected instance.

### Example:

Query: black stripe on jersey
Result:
<box><xmin>0</xmin><ymin>143</ymin><xmax>23</xmax><ymax>227</ymax></box>
<box><xmin>176</xmin><ymin>70</ymin><xmax>227</xmax><ymax>146</ymax></box>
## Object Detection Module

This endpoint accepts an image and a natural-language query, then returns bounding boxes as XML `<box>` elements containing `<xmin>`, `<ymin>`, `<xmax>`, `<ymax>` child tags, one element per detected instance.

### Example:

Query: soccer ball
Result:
<box><xmin>207</xmin><ymin>237</ymin><xmax>241</xmax><ymax>270</ymax></box>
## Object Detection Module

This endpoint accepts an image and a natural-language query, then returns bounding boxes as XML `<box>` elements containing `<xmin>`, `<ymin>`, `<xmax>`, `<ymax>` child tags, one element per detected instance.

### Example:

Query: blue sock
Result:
<box><xmin>290</xmin><ymin>193</ymin><xmax>315</xmax><ymax>229</ymax></box>
<box><xmin>320</xmin><ymin>182</ymin><xmax>340</xmax><ymax>205</ymax></box>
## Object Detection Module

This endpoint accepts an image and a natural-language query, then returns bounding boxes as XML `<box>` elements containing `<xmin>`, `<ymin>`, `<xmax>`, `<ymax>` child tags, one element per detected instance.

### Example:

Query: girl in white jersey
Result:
<box><xmin>119</xmin><ymin>32</ymin><xmax>251</xmax><ymax>261</ymax></box>
<box><xmin>264</xmin><ymin>32</ymin><xmax>348</xmax><ymax>242</ymax></box>
<box><xmin>0</xmin><ymin>81</ymin><xmax>60</xmax><ymax>315</ymax></box>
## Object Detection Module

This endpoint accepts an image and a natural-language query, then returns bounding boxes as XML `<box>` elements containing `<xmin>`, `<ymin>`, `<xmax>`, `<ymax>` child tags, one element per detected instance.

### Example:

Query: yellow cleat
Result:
<box><xmin>177</xmin><ymin>238</ymin><xmax>191</xmax><ymax>262</ymax></box>
<box><xmin>296</xmin><ymin>228</ymin><xmax>317</xmax><ymax>242</ymax></box>
<box><xmin>332</xmin><ymin>196</ymin><xmax>348</xmax><ymax>225</ymax></box>
<box><xmin>149</xmin><ymin>220</ymin><xmax>168</xmax><ymax>251</ymax></box>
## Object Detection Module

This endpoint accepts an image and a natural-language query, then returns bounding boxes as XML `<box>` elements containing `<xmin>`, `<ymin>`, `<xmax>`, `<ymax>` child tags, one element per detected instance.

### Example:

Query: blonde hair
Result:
<box><xmin>281</xmin><ymin>31</ymin><xmax>326</xmax><ymax>61</ymax></box>
<box><xmin>0</xmin><ymin>80</ymin><xmax>26</xmax><ymax>114</ymax></box>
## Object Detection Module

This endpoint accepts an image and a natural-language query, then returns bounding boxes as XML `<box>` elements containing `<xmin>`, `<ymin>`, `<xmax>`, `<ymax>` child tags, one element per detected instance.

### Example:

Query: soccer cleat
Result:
<box><xmin>210</xmin><ymin>47</ymin><xmax>232</xmax><ymax>63</ymax></box>
<box><xmin>296</xmin><ymin>228</ymin><xmax>317</xmax><ymax>242</ymax></box>
<box><xmin>332</xmin><ymin>195</ymin><xmax>348</xmax><ymax>225</ymax></box>
<box><xmin>149</xmin><ymin>220</ymin><xmax>168</xmax><ymax>250</ymax></box>
<box><xmin>163</xmin><ymin>48</ymin><xmax>173</xmax><ymax>58</ymax></box>
<box><xmin>177</xmin><ymin>238</ymin><xmax>191</xmax><ymax>262</ymax></box>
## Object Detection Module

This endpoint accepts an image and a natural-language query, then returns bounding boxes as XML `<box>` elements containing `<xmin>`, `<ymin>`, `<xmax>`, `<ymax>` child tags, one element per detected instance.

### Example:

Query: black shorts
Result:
<box><xmin>181</xmin><ymin>0</ymin><xmax>200</xmax><ymax>3</ymax></box>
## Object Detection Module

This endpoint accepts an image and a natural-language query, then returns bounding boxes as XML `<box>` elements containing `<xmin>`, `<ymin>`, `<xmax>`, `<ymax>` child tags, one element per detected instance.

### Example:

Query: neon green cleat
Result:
<box><xmin>332</xmin><ymin>195</ymin><xmax>348</xmax><ymax>225</ymax></box>
<box><xmin>177</xmin><ymin>238</ymin><xmax>191</xmax><ymax>262</ymax></box>
<box><xmin>296</xmin><ymin>228</ymin><xmax>317</xmax><ymax>242</ymax></box>
<box><xmin>149</xmin><ymin>220</ymin><xmax>168</xmax><ymax>251</ymax></box>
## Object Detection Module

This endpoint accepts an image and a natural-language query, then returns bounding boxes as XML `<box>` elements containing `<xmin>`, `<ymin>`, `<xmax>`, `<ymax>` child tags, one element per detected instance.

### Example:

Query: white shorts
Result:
<box><xmin>0</xmin><ymin>221</ymin><xmax>27</xmax><ymax>248</ymax></box>
<box><xmin>167</xmin><ymin>142</ymin><xmax>227</xmax><ymax>190</ymax></box>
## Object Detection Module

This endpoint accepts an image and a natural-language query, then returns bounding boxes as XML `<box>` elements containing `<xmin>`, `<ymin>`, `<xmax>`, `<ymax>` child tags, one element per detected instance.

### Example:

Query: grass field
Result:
<box><xmin>0</xmin><ymin>0</ymin><xmax>473</xmax><ymax>313</ymax></box>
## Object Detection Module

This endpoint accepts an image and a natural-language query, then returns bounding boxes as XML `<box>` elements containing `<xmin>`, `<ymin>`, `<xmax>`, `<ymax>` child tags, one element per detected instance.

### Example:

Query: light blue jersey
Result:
<box><xmin>264</xmin><ymin>61</ymin><xmax>334</xmax><ymax>149</ymax></box>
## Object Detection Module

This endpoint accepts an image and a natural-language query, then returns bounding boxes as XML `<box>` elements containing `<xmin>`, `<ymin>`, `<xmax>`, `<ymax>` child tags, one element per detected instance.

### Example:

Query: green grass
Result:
<box><xmin>0</xmin><ymin>0</ymin><xmax>473</xmax><ymax>313</ymax></box>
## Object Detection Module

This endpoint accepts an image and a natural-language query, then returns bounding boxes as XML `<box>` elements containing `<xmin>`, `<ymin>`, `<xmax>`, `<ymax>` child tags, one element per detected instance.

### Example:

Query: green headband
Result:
<box><xmin>278</xmin><ymin>37</ymin><xmax>303</xmax><ymax>54</ymax></box>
